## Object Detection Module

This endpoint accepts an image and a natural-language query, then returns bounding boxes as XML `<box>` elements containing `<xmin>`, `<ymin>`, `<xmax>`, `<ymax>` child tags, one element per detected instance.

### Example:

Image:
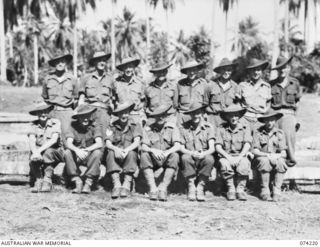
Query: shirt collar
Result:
<box><xmin>92</xmin><ymin>70</ymin><xmax>106</xmax><ymax>79</ymax></box>
<box><xmin>151</xmin><ymin>79</ymin><xmax>168</xmax><ymax>88</ymax></box>
<box><xmin>48</xmin><ymin>71</ymin><xmax>73</xmax><ymax>83</ymax></box>
<box><xmin>225</xmin><ymin>122</ymin><xmax>245</xmax><ymax>133</ymax></box>
<box><xmin>113</xmin><ymin>119</ymin><xmax>132</xmax><ymax>133</ymax></box>
<box><xmin>218</xmin><ymin>80</ymin><xmax>232</xmax><ymax>91</ymax></box>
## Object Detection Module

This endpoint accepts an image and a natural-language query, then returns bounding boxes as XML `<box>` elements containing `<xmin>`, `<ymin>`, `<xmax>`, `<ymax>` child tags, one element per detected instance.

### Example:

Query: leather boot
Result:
<box><xmin>273</xmin><ymin>172</ymin><xmax>284</xmax><ymax>202</ymax></box>
<box><xmin>41</xmin><ymin>167</ymin><xmax>53</xmax><ymax>193</ymax></box>
<box><xmin>143</xmin><ymin>168</ymin><xmax>158</xmax><ymax>200</ymax></box>
<box><xmin>111</xmin><ymin>172</ymin><xmax>121</xmax><ymax>199</ymax></box>
<box><xmin>187</xmin><ymin>177</ymin><xmax>196</xmax><ymax>201</ymax></box>
<box><xmin>196</xmin><ymin>175</ymin><xmax>207</xmax><ymax>202</ymax></box>
<box><xmin>236</xmin><ymin>176</ymin><xmax>248</xmax><ymax>201</ymax></box>
<box><xmin>121</xmin><ymin>174</ymin><xmax>133</xmax><ymax>198</ymax></box>
<box><xmin>158</xmin><ymin>168</ymin><xmax>175</xmax><ymax>201</ymax></box>
<box><xmin>260</xmin><ymin>172</ymin><xmax>272</xmax><ymax>201</ymax></box>
<box><xmin>31</xmin><ymin>178</ymin><xmax>43</xmax><ymax>193</ymax></box>
<box><xmin>82</xmin><ymin>178</ymin><xmax>93</xmax><ymax>194</ymax></box>
<box><xmin>225</xmin><ymin>177</ymin><xmax>236</xmax><ymax>201</ymax></box>
<box><xmin>71</xmin><ymin>176</ymin><xmax>83</xmax><ymax>194</ymax></box>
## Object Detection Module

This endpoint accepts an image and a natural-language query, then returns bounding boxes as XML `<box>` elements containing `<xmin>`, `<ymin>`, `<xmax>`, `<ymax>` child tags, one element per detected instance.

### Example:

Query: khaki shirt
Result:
<box><xmin>253</xmin><ymin>127</ymin><xmax>287</xmax><ymax>153</ymax></box>
<box><xmin>215</xmin><ymin>123</ymin><xmax>252</xmax><ymax>154</ymax></box>
<box><xmin>113</xmin><ymin>75</ymin><xmax>145</xmax><ymax>112</ymax></box>
<box><xmin>42</xmin><ymin>71</ymin><xmax>78</xmax><ymax>107</ymax></box>
<box><xmin>239</xmin><ymin>79</ymin><xmax>271</xmax><ymax>114</ymax></box>
<box><xmin>207</xmin><ymin>79</ymin><xmax>240</xmax><ymax>114</ymax></box>
<box><xmin>65</xmin><ymin>121</ymin><xmax>103</xmax><ymax>149</ymax></box>
<box><xmin>271</xmin><ymin>77</ymin><xmax>301</xmax><ymax>110</ymax></box>
<box><xmin>145</xmin><ymin>80</ymin><xmax>177</xmax><ymax>113</ymax></box>
<box><xmin>142</xmin><ymin>122</ymin><xmax>180</xmax><ymax>151</ymax></box>
<box><xmin>175</xmin><ymin>77</ymin><xmax>209</xmax><ymax>112</ymax></box>
<box><xmin>180</xmin><ymin>120</ymin><xmax>215</xmax><ymax>151</ymax></box>
<box><xmin>79</xmin><ymin>70</ymin><xmax>113</xmax><ymax>108</ymax></box>
<box><xmin>106</xmin><ymin>120</ymin><xmax>142</xmax><ymax>149</ymax></box>
<box><xmin>28</xmin><ymin>118</ymin><xmax>61</xmax><ymax>147</ymax></box>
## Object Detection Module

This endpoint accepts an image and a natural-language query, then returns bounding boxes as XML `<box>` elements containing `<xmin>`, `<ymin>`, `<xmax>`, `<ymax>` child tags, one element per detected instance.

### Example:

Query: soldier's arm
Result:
<box><xmin>37</xmin><ymin>133</ymin><xmax>59</xmax><ymax>154</ymax></box>
<box><xmin>215</xmin><ymin>144</ymin><xmax>232</xmax><ymax>160</ymax></box>
<box><xmin>173</xmin><ymin>83</ymin><xmax>179</xmax><ymax>109</ymax></box>
<box><xmin>163</xmin><ymin>142</ymin><xmax>181</xmax><ymax>156</ymax></box>
<box><xmin>201</xmin><ymin>139</ymin><xmax>215</xmax><ymax>156</ymax></box>
<box><xmin>124</xmin><ymin>136</ymin><xmax>141</xmax><ymax>152</ymax></box>
<box><xmin>106</xmin><ymin>140</ymin><xmax>123</xmax><ymax>152</ymax></box>
<box><xmin>84</xmin><ymin>137</ymin><xmax>103</xmax><ymax>152</ymax></box>
<box><xmin>28</xmin><ymin>134</ymin><xmax>38</xmax><ymax>154</ymax></box>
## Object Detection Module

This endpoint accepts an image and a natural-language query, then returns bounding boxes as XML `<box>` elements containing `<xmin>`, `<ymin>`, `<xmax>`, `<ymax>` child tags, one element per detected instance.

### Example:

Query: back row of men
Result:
<box><xmin>28</xmin><ymin>51</ymin><xmax>300</xmax><ymax>202</ymax></box>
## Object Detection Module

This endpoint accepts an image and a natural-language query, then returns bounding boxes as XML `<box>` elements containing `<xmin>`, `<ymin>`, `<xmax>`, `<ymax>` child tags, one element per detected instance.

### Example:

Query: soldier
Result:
<box><xmin>113</xmin><ymin>57</ymin><xmax>146</xmax><ymax>125</ymax></box>
<box><xmin>42</xmin><ymin>53</ymin><xmax>78</xmax><ymax>138</ymax></box>
<box><xmin>238</xmin><ymin>58</ymin><xmax>271</xmax><ymax>132</ymax></box>
<box><xmin>141</xmin><ymin>104</ymin><xmax>180</xmax><ymax>201</ymax></box>
<box><xmin>207</xmin><ymin>58</ymin><xmax>240</xmax><ymax>127</ymax></box>
<box><xmin>174</xmin><ymin>60</ymin><xmax>209</xmax><ymax>124</ymax></box>
<box><xmin>64</xmin><ymin>105</ymin><xmax>104</xmax><ymax>194</ymax></box>
<box><xmin>179</xmin><ymin>103</ymin><xmax>215</xmax><ymax>202</ymax></box>
<box><xmin>28</xmin><ymin>102</ymin><xmax>64</xmax><ymax>193</ymax></box>
<box><xmin>252</xmin><ymin>110</ymin><xmax>287</xmax><ymax>201</ymax></box>
<box><xmin>215</xmin><ymin>105</ymin><xmax>252</xmax><ymax>201</ymax></box>
<box><xmin>105</xmin><ymin>102</ymin><xmax>142</xmax><ymax>199</ymax></box>
<box><xmin>79</xmin><ymin>51</ymin><xmax>113</xmax><ymax>138</ymax></box>
<box><xmin>270</xmin><ymin>56</ymin><xmax>301</xmax><ymax>167</ymax></box>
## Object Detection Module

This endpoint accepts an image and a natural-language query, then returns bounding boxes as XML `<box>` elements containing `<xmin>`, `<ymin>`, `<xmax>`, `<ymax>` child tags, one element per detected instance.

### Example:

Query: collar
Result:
<box><xmin>261</xmin><ymin>127</ymin><xmax>278</xmax><ymax>136</ymax></box>
<box><xmin>225</xmin><ymin>122</ymin><xmax>245</xmax><ymax>133</ymax></box>
<box><xmin>34</xmin><ymin>119</ymin><xmax>54</xmax><ymax>129</ymax></box>
<box><xmin>118</xmin><ymin>75</ymin><xmax>137</xmax><ymax>84</ymax></box>
<box><xmin>218</xmin><ymin>80</ymin><xmax>232</xmax><ymax>91</ymax></box>
<box><xmin>92</xmin><ymin>70</ymin><xmax>106</xmax><ymax>79</ymax></box>
<box><xmin>113</xmin><ymin>119</ymin><xmax>133</xmax><ymax>133</ymax></box>
<box><xmin>48</xmin><ymin>71</ymin><xmax>73</xmax><ymax>82</ymax></box>
<box><xmin>151</xmin><ymin>79</ymin><xmax>169</xmax><ymax>89</ymax></box>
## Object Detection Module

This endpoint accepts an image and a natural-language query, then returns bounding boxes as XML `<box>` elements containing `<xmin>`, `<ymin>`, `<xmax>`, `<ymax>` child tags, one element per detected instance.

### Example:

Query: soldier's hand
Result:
<box><xmin>76</xmin><ymin>149</ymin><xmax>89</xmax><ymax>161</ymax></box>
<box><xmin>232</xmin><ymin>156</ymin><xmax>242</xmax><ymax>165</ymax></box>
<box><xmin>114</xmin><ymin>148</ymin><xmax>124</xmax><ymax>160</ymax></box>
<box><xmin>121</xmin><ymin>149</ymin><xmax>129</xmax><ymax>159</ymax></box>
<box><xmin>267</xmin><ymin>153</ymin><xmax>278</xmax><ymax>164</ymax></box>
<box><xmin>193</xmin><ymin>151</ymin><xmax>205</xmax><ymax>160</ymax></box>
<box><xmin>152</xmin><ymin>150</ymin><xmax>164</xmax><ymax>160</ymax></box>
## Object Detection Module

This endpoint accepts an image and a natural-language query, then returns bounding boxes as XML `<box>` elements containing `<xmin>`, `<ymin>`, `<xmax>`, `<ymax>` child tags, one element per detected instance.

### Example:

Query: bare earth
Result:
<box><xmin>0</xmin><ymin>86</ymin><xmax>320</xmax><ymax>240</ymax></box>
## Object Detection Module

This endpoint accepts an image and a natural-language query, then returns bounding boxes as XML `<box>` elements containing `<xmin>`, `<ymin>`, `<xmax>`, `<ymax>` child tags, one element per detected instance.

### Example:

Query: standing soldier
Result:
<box><xmin>113</xmin><ymin>57</ymin><xmax>146</xmax><ymax>125</ymax></box>
<box><xmin>174</xmin><ymin>60</ymin><xmax>209</xmax><ymax>124</ymax></box>
<box><xmin>28</xmin><ymin>102</ymin><xmax>64</xmax><ymax>193</ymax></box>
<box><xmin>105</xmin><ymin>102</ymin><xmax>142</xmax><ymax>199</ymax></box>
<box><xmin>238</xmin><ymin>58</ymin><xmax>271</xmax><ymax>132</ymax></box>
<box><xmin>78</xmin><ymin>51</ymin><xmax>113</xmax><ymax>138</ymax></box>
<box><xmin>252</xmin><ymin>110</ymin><xmax>287</xmax><ymax>201</ymax></box>
<box><xmin>215</xmin><ymin>105</ymin><xmax>252</xmax><ymax>201</ymax></box>
<box><xmin>42</xmin><ymin>53</ymin><xmax>78</xmax><ymax>137</ymax></box>
<box><xmin>179</xmin><ymin>103</ymin><xmax>216</xmax><ymax>202</ymax></box>
<box><xmin>64</xmin><ymin>105</ymin><xmax>104</xmax><ymax>194</ymax></box>
<box><xmin>270</xmin><ymin>56</ymin><xmax>301</xmax><ymax>167</ymax></box>
<box><xmin>140</xmin><ymin>105</ymin><xmax>181</xmax><ymax>201</ymax></box>
<box><xmin>207</xmin><ymin>58</ymin><xmax>240</xmax><ymax>127</ymax></box>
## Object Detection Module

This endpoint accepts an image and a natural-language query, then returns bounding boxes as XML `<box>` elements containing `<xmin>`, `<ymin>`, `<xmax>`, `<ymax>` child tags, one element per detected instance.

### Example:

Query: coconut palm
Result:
<box><xmin>170</xmin><ymin>30</ymin><xmax>190</xmax><ymax>67</ymax></box>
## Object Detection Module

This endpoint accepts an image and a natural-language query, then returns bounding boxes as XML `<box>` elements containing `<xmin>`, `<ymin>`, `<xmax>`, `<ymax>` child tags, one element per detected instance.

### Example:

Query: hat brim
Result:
<box><xmin>220</xmin><ymin>109</ymin><xmax>246</xmax><ymax>120</ymax></box>
<box><xmin>180</xmin><ymin>63</ymin><xmax>204</xmax><ymax>74</ymax></box>
<box><xmin>246</xmin><ymin>61</ymin><xmax>269</xmax><ymax>71</ymax></box>
<box><xmin>271</xmin><ymin>57</ymin><xmax>293</xmax><ymax>70</ymax></box>
<box><xmin>48</xmin><ymin>54</ymin><xmax>73</xmax><ymax>67</ymax></box>
<box><xmin>147</xmin><ymin>105</ymin><xmax>173</xmax><ymax>117</ymax></box>
<box><xmin>72</xmin><ymin>108</ymin><xmax>97</xmax><ymax>119</ymax></box>
<box><xmin>29</xmin><ymin>105</ymin><xmax>54</xmax><ymax>116</ymax></box>
<box><xmin>183</xmin><ymin>105</ymin><xmax>207</xmax><ymax>115</ymax></box>
<box><xmin>112</xmin><ymin>103</ymin><xmax>135</xmax><ymax>116</ymax></box>
<box><xmin>213</xmin><ymin>63</ymin><xmax>237</xmax><ymax>73</ymax></box>
<box><xmin>149</xmin><ymin>64</ymin><xmax>172</xmax><ymax>73</ymax></box>
<box><xmin>116</xmin><ymin>59</ymin><xmax>140</xmax><ymax>71</ymax></box>
<box><xmin>258</xmin><ymin>112</ymin><xmax>283</xmax><ymax>123</ymax></box>
<box><xmin>89</xmin><ymin>53</ymin><xmax>112</xmax><ymax>66</ymax></box>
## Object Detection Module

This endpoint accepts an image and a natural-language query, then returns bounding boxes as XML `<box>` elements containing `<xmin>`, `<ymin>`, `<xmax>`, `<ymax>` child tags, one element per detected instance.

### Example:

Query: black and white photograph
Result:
<box><xmin>0</xmin><ymin>0</ymin><xmax>320</xmax><ymax>241</ymax></box>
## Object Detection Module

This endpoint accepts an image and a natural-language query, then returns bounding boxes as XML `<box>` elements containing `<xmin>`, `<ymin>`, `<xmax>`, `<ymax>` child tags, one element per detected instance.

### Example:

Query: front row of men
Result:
<box><xmin>28</xmin><ymin>99</ymin><xmax>288</xmax><ymax>202</ymax></box>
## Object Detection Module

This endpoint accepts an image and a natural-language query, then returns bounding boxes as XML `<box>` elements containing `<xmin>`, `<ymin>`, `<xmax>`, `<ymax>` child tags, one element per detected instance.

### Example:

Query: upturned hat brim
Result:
<box><xmin>72</xmin><ymin>108</ymin><xmax>97</xmax><ymax>119</ymax></box>
<box><xmin>29</xmin><ymin>104</ymin><xmax>54</xmax><ymax>116</ymax></box>
<box><xmin>246</xmin><ymin>60</ymin><xmax>269</xmax><ymax>71</ymax></box>
<box><xmin>89</xmin><ymin>53</ymin><xmax>111</xmax><ymax>66</ymax></box>
<box><xmin>116</xmin><ymin>58</ymin><xmax>140</xmax><ymax>71</ymax></box>
<box><xmin>213</xmin><ymin>63</ymin><xmax>237</xmax><ymax>73</ymax></box>
<box><xmin>271</xmin><ymin>57</ymin><xmax>293</xmax><ymax>70</ymax></box>
<box><xmin>258</xmin><ymin>112</ymin><xmax>283</xmax><ymax>122</ymax></box>
<box><xmin>48</xmin><ymin>54</ymin><xmax>73</xmax><ymax>67</ymax></box>
<box><xmin>149</xmin><ymin>64</ymin><xmax>172</xmax><ymax>73</ymax></box>
<box><xmin>112</xmin><ymin>102</ymin><xmax>135</xmax><ymax>116</ymax></box>
<box><xmin>220</xmin><ymin>108</ymin><xmax>246</xmax><ymax>120</ymax></box>
<box><xmin>180</xmin><ymin>63</ymin><xmax>204</xmax><ymax>74</ymax></box>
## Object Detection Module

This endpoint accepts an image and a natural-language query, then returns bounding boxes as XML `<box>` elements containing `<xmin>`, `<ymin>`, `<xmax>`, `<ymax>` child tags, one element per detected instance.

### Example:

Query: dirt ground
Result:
<box><xmin>1</xmin><ymin>86</ymin><xmax>320</xmax><ymax>240</ymax></box>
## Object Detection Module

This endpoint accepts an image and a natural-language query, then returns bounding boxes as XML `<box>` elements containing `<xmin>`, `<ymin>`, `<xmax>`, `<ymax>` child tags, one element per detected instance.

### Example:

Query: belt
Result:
<box><xmin>89</xmin><ymin>102</ymin><xmax>108</xmax><ymax>109</ymax></box>
<box><xmin>244</xmin><ymin>111</ymin><xmax>262</xmax><ymax>118</ymax></box>
<box><xmin>53</xmin><ymin>105</ymin><xmax>73</xmax><ymax>111</ymax></box>
<box><xmin>276</xmin><ymin>108</ymin><xmax>295</xmax><ymax>115</ymax></box>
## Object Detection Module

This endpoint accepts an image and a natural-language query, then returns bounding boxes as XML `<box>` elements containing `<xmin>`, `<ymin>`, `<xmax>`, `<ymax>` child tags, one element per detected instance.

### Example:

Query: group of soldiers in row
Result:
<box><xmin>28</xmin><ymin>51</ymin><xmax>301</xmax><ymax>202</ymax></box>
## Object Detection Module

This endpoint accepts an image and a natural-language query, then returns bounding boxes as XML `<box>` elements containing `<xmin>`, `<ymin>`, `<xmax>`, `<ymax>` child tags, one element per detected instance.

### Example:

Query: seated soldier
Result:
<box><xmin>215</xmin><ymin>105</ymin><xmax>252</xmax><ymax>201</ymax></box>
<box><xmin>179</xmin><ymin>103</ymin><xmax>215</xmax><ymax>202</ymax></box>
<box><xmin>141</xmin><ymin>104</ymin><xmax>181</xmax><ymax>201</ymax></box>
<box><xmin>252</xmin><ymin>110</ymin><xmax>287</xmax><ymax>201</ymax></box>
<box><xmin>105</xmin><ymin>102</ymin><xmax>142</xmax><ymax>199</ymax></box>
<box><xmin>28</xmin><ymin>102</ymin><xmax>64</xmax><ymax>193</ymax></box>
<box><xmin>64</xmin><ymin>105</ymin><xmax>103</xmax><ymax>194</ymax></box>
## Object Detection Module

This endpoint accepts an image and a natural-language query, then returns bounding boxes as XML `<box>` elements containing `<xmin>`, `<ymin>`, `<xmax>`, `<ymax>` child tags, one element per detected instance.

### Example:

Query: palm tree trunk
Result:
<box><xmin>0</xmin><ymin>0</ymin><xmax>7</xmax><ymax>82</ymax></box>
<box><xmin>8</xmin><ymin>32</ymin><xmax>13</xmax><ymax>58</ymax></box>
<box><xmin>73</xmin><ymin>24</ymin><xmax>78</xmax><ymax>76</ymax></box>
<box><xmin>284</xmin><ymin>0</ymin><xmax>289</xmax><ymax>57</ymax></box>
<box><xmin>111</xmin><ymin>0</ymin><xmax>116</xmax><ymax>70</ymax></box>
<box><xmin>315</xmin><ymin>0</ymin><xmax>318</xmax><ymax>45</ymax></box>
<box><xmin>165</xmin><ymin>9</ymin><xmax>169</xmax><ymax>55</ymax></box>
<box><xmin>224</xmin><ymin>12</ymin><xmax>228</xmax><ymax>56</ymax></box>
<box><xmin>33</xmin><ymin>34</ymin><xmax>38</xmax><ymax>85</ymax></box>
<box><xmin>270</xmin><ymin>0</ymin><xmax>279</xmax><ymax>80</ymax></box>
<box><xmin>234</xmin><ymin>0</ymin><xmax>239</xmax><ymax>57</ymax></box>
<box><xmin>145</xmin><ymin>0</ymin><xmax>150</xmax><ymax>64</ymax></box>
<box><xmin>210</xmin><ymin>0</ymin><xmax>216</xmax><ymax>77</ymax></box>
<box><xmin>23</xmin><ymin>64</ymin><xmax>28</xmax><ymax>87</ymax></box>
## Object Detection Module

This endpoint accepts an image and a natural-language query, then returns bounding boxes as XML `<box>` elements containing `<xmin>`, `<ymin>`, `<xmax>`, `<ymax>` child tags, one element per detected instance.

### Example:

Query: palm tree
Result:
<box><xmin>111</xmin><ymin>0</ymin><xmax>117</xmax><ymax>70</ymax></box>
<box><xmin>170</xmin><ymin>29</ymin><xmax>190</xmax><ymax>66</ymax></box>
<box><xmin>0</xmin><ymin>0</ymin><xmax>5</xmax><ymax>82</ymax></box>
<box><xmin>271</xmin><ymin>0</ymin><xmax>280</xmax><ymax>79</ymax></box>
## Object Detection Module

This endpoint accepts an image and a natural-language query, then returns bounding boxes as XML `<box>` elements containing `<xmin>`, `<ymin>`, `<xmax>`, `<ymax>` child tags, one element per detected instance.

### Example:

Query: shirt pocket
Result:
<box><xmin>63</xmin><ymin>82</ymin><xmax>74</xmax><ymax>99</ymax></box>
<box><xmin>86</xmin><ymin>84</ymin><xmax>97</xmax><ymax>99</ymax></box>
<box><xmin>100</xmin><ymin>84</ymin><xmax>111</xmax><ymax>103</ymax></box>
<box><xmin>47</xmin><ymin>81</ymin><xmax>58</xmax><ymax>97</ymax></box>
<box><xmin>179</xmin><ymin>92</ymin><xmax>190</xmax><ymax>105</ymax></box>
<box><xmin>165</xmin><ymin>89</ymin><xmax>175</xmax><ymax>100</ymax></box>
<box><xmin>286</xmin><ymin>88</ymin><xmax>296</xmax><ymax>104</ymax></box>
<box><xmin>199</xmin><ymin>132</ymin><xmax>208</xmax><ymax>150</ymax></box>
<box><xmin>210</xmin><ymin>92</ymin><xmax>221</xmax><ymax>103</ymax></box>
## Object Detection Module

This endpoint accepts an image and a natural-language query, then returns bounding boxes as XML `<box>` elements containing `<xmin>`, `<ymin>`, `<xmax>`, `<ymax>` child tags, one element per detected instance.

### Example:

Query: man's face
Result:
<box><xmin>78</xmin><ymin>115</ymin><xmax>91</xmax><ymax>127</ymax></box>
<box><xmin>226</xmin><ymin>113</ymin><xmax>240</xmax><ymax>126</ymax></box>
<box><xmin>249</xmin><ymin>68</ymin><xmax>262</xmax><ymax>81</ymax></box>
<box><xmin>123</xmin><ymin>64</ymin><xmax>135</xmax><ymax>77</ymax></box>
<box><xmin>220</xmin><ymin>67</ymin><xmax>232</xmax><ymax>81</ymax></box>
<box><xmin>38</xmin><ymin>111</ymin><xmax>49</xmax><ymax>122</ymax></box>
<box><xmin>95</xmin><ymin>58</ymin><xmax>107</xmax><ymax>71</ymax></box>
<box><xmin>265</xmin><ymin>118</ymin><xmax>276</xmax><ymax>130</ymax></box>
<box><xmin>278</xmin><ymin>65</ymin><xmax>290</xmax><ymax>78</ymax></box>
<box><xmin>119</xmin><ymin>109</ymin><xmax>130</xmax><ymax>122</ymax></box>
<box><xmin>190</xmin><ymin>110</ymin><xmax>202</xmax><ymax>123</ymax></box>
<box><xmin>186</xmin><ymin>68</ymin><xmax>199</xmax><ymax>80</ymax></box>
<box><xmin>154</xmin><ymin>69</ymin><xmax>168</xmax><ymax>81</ymax></box>
<box><xmin>55</xmin><ymin>58</ymin><xmax>67</xmax><ymax>72</ymax></box>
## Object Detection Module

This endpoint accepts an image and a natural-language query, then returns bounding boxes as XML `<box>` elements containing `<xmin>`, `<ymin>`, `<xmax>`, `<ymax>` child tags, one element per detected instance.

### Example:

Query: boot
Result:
<box><xmin>41</xmin><ymin>167</ymin><xmax>53</xmax><ymax>193</ymax></box>
<box><xmin>111</xmin><ymin>172</ymin><xmax>121</xmax><ymax>199</ymax></box>
<box><xmin>31</xmin><ymin>178</ymin><xmax>42</xmax><ymax>193</ymax></box>
<box><xmin>158</xmin><ymin>168</ymin><xmax>175</xmax><ymax>201</ymax></box>
<box><xmin>187</xmin><ymin>177</ymin><xmax>196</xmax><ymax>201</ymax></box>
<box><xmin>82</xmin><ymin>178</ymin><xmax>93</xmax><ymax>194</ymax></box>
<box><xmin>273</xmin><ymin>172</ymin><xmax>284</xmax><ymax>202</ymax></box>
<box><xmin>260</xmin><ymin>172</ymin><xmax>272</xmax><ymax>201</ymax></box>
<box><xmin>143</xmin><ymin>168</ymin><xmax>158</xmax><ymax>200</ymax></box>
<box><xmin>225</xmin><ymin>177</ymin><xmax>236</xmax><ymax>201</ymax></box>
<box><xmin>121</xmin><ymin>174</ymin><xmax>133</xmax><ymax>198</ymax></box>
<box><xmin>196</xmin><ymin>175</ymin><xmax>207</xmax><ymax>202</ymax></box>
<box><xmin>71</xmin><ymin>176</ymin><xmax>83</xmax><ymax>194</ymax></box>
<box><xmin>236</xmin><ymin>176</ymin><xmax>248</xmax><ymax>201</ymax></box>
